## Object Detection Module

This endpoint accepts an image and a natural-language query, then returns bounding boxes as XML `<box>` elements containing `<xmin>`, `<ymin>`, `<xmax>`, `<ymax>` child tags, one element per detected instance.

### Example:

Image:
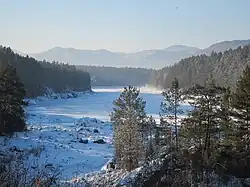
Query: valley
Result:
<box><xmin>0</xmin><ymin>86</ymin><xmax>178</xmax><ymax>180</ymax></box>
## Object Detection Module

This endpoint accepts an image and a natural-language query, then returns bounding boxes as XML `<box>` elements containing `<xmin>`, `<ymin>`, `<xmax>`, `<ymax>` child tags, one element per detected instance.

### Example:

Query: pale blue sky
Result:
<box><xmin>0</xmin><ymin>0</ymin><xmax>250</xmax><ymax>53</ymax></box>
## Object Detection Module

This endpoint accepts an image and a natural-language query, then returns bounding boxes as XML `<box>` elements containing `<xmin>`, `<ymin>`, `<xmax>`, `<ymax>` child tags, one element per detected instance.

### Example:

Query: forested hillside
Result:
<box><xmin>0</xmin><ymin>46</ymin><xmax>91</xmax><ymax>97</ymax></box>
<box><xmin>150</xmin><ymin>45</ymin><xmax>250</xmax><ymax>88</ymax></box>
<box><xmin>77</xmin><ymin>65</ymin><xmax>155</xmax><ymax>86</ymax></box>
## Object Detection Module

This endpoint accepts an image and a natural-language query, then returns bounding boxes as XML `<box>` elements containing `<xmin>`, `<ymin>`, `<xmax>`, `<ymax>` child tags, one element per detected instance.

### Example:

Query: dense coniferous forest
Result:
<box><xmin>150</xmin><ymin>45</ymin><xmax>250</xmax><ymax>89</ymax></box>
<box><xmin>77</xmin><ymin>65</ymin><xmax>155</xmax><ymax>86</ymax></box>
<box><xmin>0</xmin><ymin>46</ymin><xmax>91</xmax><ymax>97</ymax></box>
<box><xmin>110</xmin><ymin>66</ymin><xmax>250</xmax><ymax>186</ymax></box>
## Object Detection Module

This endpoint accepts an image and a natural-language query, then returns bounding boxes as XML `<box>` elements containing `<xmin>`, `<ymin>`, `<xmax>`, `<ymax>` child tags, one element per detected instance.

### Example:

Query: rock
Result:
<box><xmin>72</xmin><ymin>92</ymin><xmax>78</xmax><ymax>98</ymax></box>
<box><xmin>9</xmin><ymin>146</ymin><xmax>23</xmax><ymax>153</ymax></box>
<box><xmin>91</xmin><ymin>118</ymin><xmax>98</xmax><ymax>123</ymax></box>
<box><xmin>0</xmin><ymin>165</ymin><xmax>6</xmax><ymax>173</ymax></box>
<box><xmin>86</xmin><ymin>128</ymin><xmax>91</xmax><ymax>132</ymax></box>
<box><xmin>107</xmin><ymin>162</ymin><xmax>115</xmax><ymax>170</ymax></box>
<box><xmin>93</xmin><ymin>139</ymin><xmax>106</xmax><ymax>144</ymax></box>
<box><xmin>244</xmin><ymin>178</ymin><xmax>250</xmax><ymax>186</ymax></box>
<box><xmin>45</xmin><ymin>163</ymin><xmax>54</xmax><ymax>169</ymax></box>
<box><xmin>77</xmin><ymin>127</ymin><xmax>84</xmax><ymax>131</ymax></box>
<box><xmin>67</xmin><ymin>93</ymin><xmax>73</xmax><ymax>98</ymax></box>
<box><xmin>79</xmin><ymin>139</ymin><xmax>88</xmax><ymax>144</ymax></box>
<box><xmin>93</xmin><ymin>129</ymin><xmax>99</xmax><ymax>133</ymax></box>
<box><xmin>79</xmin><ymin>122</ymin><xmax>85</xmax><ymax>126</ymax></box>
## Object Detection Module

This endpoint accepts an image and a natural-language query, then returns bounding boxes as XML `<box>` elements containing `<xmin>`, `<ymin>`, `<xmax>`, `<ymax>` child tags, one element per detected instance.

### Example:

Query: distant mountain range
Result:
<box><xmin>17</xmin><ymin>39</ymin><xmax>250</xmax><ymax>69</ymax></box>
<box><xmin>197</xmin><ymin>39</ymin><xmax>250</xmax><ymax>55</ymax></box>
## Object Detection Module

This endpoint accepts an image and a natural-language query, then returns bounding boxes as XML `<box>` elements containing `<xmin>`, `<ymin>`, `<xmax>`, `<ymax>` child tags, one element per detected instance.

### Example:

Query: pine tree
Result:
<box><xmin>144</xmin><ymin>116</ymin><xmax>156</xmax><ymax>160</ymax></box>
<box><xmin>232</xmin><ymin>65</ymin><xmax>250</xmax><ymax>152</ymax></box>
<box><xmin>225</xmin><ymin>65</ymin><xmax>250</xmax><ymax>178</ymax></box>
<box><xmin>160</xmin><ymin>77</ymin><xmax>183</xmax><ymax>148</ymax></box>
<box><xmin>0</xmin><ymin>64</ymin><xmax>26</xmax><ymax>135</ymax></box>
<box><xmin>111</xmin><ymin>86</ymin><xmax>147</xmax><ymax>171</ymax></box>
<box><xmin>219</xmin><ymin>86</ymin><xmax>234</xmax><ymax>144</ymax></box>
<box><xmin>180</xmin><ymin>77</ymin><xmax>226</xmax><ymax>166</ymax></box>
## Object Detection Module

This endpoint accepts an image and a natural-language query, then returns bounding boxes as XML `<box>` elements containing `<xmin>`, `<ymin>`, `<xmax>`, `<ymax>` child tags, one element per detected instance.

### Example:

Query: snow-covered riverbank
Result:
<box><xmin>0</xmin><ymin>115</ymin><xmax>113</xmax><ymax>179</ymax></box>
<box><xmin>0</xmin><ymin>86</ymin><xmax>191</xmax><ymax>181</ymax></box>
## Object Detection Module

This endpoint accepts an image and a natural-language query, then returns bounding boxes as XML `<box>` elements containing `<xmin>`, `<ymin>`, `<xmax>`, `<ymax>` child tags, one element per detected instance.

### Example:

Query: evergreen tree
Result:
<box><xmin>160</xmin><ymin>77</ymin><xmax>183</xmax><ymax>148</ymax></box>
<box><xmin>232</xmin><ymin>65</ymin><xmax>250</xmax><ymax>152</ymax></box>
<box><xmin>219</xmin><ymin>86</ymin><xmax>234</xmax><ymax>143</ymax></box>
<box><xmin>180</xmin><ymin>77</ymin><xmax>226</xmax><ymax>166</ymax></box>
<box><xmin>0</xmin><ymin>64</ymin><xmax>26</xmax><ymax>135</ymax></box>
<box><xmin>144</xmin><ymin>116</ymin><xmax>156</xmax><ymax>160</ymax></box>
<box><xmin>220</xmin><ymin>65</ymin><xmax>250</xmax><ymax>178</ymax></box>
<box><xmin>111</xmin><ymin>86</ymin><xmax>147</xmax><ymax>171</ymax></box>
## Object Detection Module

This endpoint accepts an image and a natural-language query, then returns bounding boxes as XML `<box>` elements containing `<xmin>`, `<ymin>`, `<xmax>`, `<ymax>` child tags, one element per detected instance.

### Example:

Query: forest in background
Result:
<box><xmin>150</xmin><ymin>45</ymin><xmax>250</xmax><ymax>89</ymax></box>
<box><xmin>0</xmin><ymin>46</ymin><xmax>91</xmax><ymax>97</ymax></box>
<box><xmin>77</xmin><ymin>65</ymin><xmax>155</xmax><ymax>86</ymax></box>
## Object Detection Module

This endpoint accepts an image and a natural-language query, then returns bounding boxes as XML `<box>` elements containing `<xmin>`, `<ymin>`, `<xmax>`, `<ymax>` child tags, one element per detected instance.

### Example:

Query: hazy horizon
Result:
<box><xmin>1</xmin><ymin>0</ymin><xmax>250</xmax><ymax>53</ymax></box>
<box><xmin>23</xmin><ymin>40</ymin><xmax>250</xmax><ymax>54</ymax></box>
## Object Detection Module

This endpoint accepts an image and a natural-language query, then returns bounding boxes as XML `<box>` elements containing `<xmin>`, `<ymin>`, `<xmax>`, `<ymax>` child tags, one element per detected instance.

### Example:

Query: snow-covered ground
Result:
<box><xmin>0</xmin><ymin>86</ymin><xmax>191</xmax><ymax>180</ymax></box>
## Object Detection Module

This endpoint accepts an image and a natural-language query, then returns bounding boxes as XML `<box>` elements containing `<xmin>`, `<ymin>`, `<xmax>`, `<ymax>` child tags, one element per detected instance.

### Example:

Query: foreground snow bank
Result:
<box><xmin>65</xmin><ymin>166</ymin><xmax>142</xmax><ymax>186</ymax></box>
<box><xmin>0</xmin><ymin>115</ymin><xmax>113</xmax><ymax>179</ymax></box>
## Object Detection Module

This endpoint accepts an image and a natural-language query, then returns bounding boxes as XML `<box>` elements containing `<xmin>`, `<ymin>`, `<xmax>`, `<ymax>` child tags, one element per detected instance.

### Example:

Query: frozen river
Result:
<box><xmin>28</xmin><ymin>86</ymin><xmax>164</xmax><ymax>123</ymax></box>
<box><xmin>1</xmin><ymin>86</ymin><xmax>190</xmax><ymax>179</ymax></box>
<box><xmin>0</xmin><ymin>86</ymin><xmax>164</xmax><ymax>179</ymax></box>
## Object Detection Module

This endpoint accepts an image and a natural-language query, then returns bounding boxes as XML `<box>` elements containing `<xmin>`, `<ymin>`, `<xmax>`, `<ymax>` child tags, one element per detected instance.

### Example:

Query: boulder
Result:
<box><xmin>107</xmin><ymin>161</ymin><xmax>115</xmax><ymax>170</ymax></box>
<box><xmin>93</xmin><ymin>129</ymin><xmax>99</xmax><ymax>133</ymax></box>
<box><xmin>79</xmin><ymin>139</ymin><xmax>88</xmax><ymax>144</ymax></box>
<box><xmin>72</xmin><ymin>92</ymin><xmax>78</xmax><ymax>98</ymax></box>
<box><xmin>93</xmin><ymin>139</ymin><xmax>105</xmax><ymax>144</ymax></box>
<box><xmin>85</xmin><ymin>128</ymin><xmax>91</xmax><ymax>132</ymax></box>
<box><xmin>77</xmin><ymin>127</ymin><xmax>84</xmax><ymax>131</ymax></box>
<box><xmin>244</xmin><ymin>178</ymin><xmax>250</xmax><ymax>186</ymax></box>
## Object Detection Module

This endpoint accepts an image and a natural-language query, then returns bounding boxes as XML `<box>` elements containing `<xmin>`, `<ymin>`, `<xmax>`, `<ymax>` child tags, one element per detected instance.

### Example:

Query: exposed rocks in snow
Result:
<box><xmin>79</xmin><ymin>139</ymin><xmax>88</xmax><ymax>144</ymax></box>
<box><xmin>77</xmin><ymin>127</ymin><xmax>84</xmax><ymax>132</ymax></box>
<box><xmin>93</xmin><ymin>139</ymin><xmax>106</xmax><ymax>144</ymax></box>
<box><xmin>244</xmin><ymin>178</ymin><xmax>250</xmax><ymax>186</ymax></box>
<box><xmin>44</xmin><ymin>87</ymin><xmax>79</xmax><ymax>100</ymax></box>
<box><xmin>32</xmin><ymin>87</ymin><xmax>93</xmax><ymax>102</ymax></box>
<box><xmin>25</xmin><ymin>99</ymin><xmax>37</xmax><ymax>105</ymax></box>
<box><xmin>107</xmin><ymin>162</ymin><xmax>115</xmax><ymax>170</ymax></box>
<box><xmin>0</xmin><ymin>115</ymin><xmax>113</xmax><ymax>179</ymax></box>
<box><xmin>93</xmin><ymin>129</ymin><xmax>99</xmax><ymax>133</ymax></box>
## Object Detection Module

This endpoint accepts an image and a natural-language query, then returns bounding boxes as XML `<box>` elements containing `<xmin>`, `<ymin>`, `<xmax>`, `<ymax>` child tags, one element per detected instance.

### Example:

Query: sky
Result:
<box><xmin>0</xmin><ymin>0</ymin><xmax>250</xmax><ymax>53</ymax></box>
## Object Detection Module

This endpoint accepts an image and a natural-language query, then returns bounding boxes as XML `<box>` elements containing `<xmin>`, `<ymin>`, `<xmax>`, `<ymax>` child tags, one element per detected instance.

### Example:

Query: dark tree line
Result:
<box><xmin>0</xmin><ymin>46</ymin><xmax>91</xmax><ymax>97</ymax></box>
<box><xmin>150</xmin><ymin>45</ymin><xmax>250</xmax><ymax>89</ymax></box>
<box><xmin>77</xmin><ymin>65</ymin><xmax>155</xmax><ymax>86</ymax></box>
